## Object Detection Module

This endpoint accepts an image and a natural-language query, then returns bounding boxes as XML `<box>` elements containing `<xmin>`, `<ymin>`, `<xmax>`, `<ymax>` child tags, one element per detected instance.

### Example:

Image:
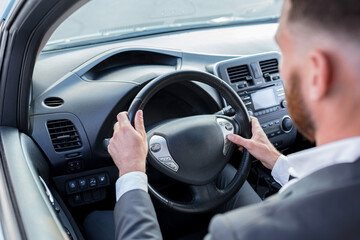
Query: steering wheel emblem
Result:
<box><xmin>149</xmin><ymin>135</ymin><xmax>179</xmax><ymax>172</ymax></box>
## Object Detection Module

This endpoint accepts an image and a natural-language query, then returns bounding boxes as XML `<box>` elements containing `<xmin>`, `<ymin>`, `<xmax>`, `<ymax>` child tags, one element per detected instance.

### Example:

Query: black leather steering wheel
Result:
<box><xmin>128</xmin><ymin>70</ymin><xmax>252</xmax><ymax>213</ymax></box>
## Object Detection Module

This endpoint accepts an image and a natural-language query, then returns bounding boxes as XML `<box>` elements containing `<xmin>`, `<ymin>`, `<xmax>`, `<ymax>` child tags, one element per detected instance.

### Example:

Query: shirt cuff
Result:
<box><xmin>271</xmin><ymin>154</ymin><xmax>289</xmax><ymax>186</ymax></box>
<box><xmin>115</xmin><ymin>171</ymin><xmax>148</xmax><ymax>202</ymax></box>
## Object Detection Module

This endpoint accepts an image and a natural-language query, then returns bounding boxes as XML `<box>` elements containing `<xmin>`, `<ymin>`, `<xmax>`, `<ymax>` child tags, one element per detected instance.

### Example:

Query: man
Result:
<box><xmin>108</xmin><ymin>0</ymin><xmax>360</xmax><ymax>239</ymax></box>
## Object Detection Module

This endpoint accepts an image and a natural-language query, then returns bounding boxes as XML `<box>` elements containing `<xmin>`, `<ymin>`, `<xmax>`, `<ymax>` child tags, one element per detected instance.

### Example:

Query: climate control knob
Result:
<box><xmin>281</xmin><ymin>116</ymin><xmax>293</xmax><ymax>133</ymax></box>
<box><xmin>281</xmin><ymin>100</ymin><xmax>288</xmax><ymax>108</ymax></box>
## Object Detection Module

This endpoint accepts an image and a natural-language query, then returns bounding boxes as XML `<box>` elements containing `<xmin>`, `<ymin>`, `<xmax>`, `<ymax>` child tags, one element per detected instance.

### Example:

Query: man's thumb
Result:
<box><xmin>134</xmin><ymin>110</ymin><xmax>146</xmax><ymax>135</ymax></box>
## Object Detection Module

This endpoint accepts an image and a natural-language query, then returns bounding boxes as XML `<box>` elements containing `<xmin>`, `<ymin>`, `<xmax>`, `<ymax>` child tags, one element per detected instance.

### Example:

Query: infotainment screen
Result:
<box><xmin>251</xmin><ymin>88</ymin><xmax>277</xmax><ymax>110</ymax></box>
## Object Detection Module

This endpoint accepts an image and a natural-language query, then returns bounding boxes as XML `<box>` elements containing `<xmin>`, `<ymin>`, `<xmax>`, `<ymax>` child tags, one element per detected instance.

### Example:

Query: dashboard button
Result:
<box><xmin>78</xmin><ymin>178</ymin><xmax>87</xmax><ymax>189</ymax></box>
<box><xmin>74</xmin><ymin>194</ymin><xmax>82</xmax><ymax>203</ymax></box>
<box><xmin>98</xmin><ymin>174</ymin><xmax>107</xmax><ymax>185</ymax></box>
<box><xmin>273</xmin><ymin>76</ymin><xmax>280</xmax><ymax>81</ymax></box>
<box><xmin>238</xmin><ymin>84</ymin><xmax>247</xmax><ymax>89</ymax></box>
<box><xmin>89</xmin><ymin>177</ymin><xmax>97</xmax><ymax>187</ymax></box>
<box><xmin>68</xmin><ymin>180</ymin><xmax>77</xmax><ymax>192</ymax></box>
<box><xmin>75</xmin><ymin>160</ymin><xmax>82</xmax><ymax>170</ymax></box>
<box><xmin>281</xmin><ymin>100</ymin><xmax>288</xmax><ymax>108</ymax></box>
<box><xmin>263</xmin><ymin>73</ymin><xmax>271</xmax><ymax>82</ymax></box>
<box><xmin>281</xmin><ymin>116</ymin><xmax>294</xmax><ymax>133</ymax></box>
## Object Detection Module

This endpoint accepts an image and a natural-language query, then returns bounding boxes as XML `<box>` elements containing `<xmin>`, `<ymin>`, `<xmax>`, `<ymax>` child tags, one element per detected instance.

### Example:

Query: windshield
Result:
<box><xmin>45</xmin><ymin>0</ymin><xmax>284</xmax><ymax>51</ymax></box>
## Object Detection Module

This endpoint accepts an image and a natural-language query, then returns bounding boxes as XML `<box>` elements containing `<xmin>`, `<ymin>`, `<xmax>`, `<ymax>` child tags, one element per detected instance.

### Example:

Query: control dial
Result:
<box><xmin>281</xmin><ymin>116</ymin><xmax>293</xmax><ymax>133</ymax></box>
<box><xmin>281</xmin><ymin>100</ymin><xmax>287</xmax><ymax>108</ymax></box>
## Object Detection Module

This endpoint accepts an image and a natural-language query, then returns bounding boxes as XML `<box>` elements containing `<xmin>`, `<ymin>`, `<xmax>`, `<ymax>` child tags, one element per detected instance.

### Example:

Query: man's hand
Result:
<box><xmin>108</xmin><ymin>110</ymin><xmax>148</xmax><ymax>177</ymax></box>
<box><xmin>227</xmin><ymin>117</ymin><xmax>281</xmax><ymax>170</ymax></box>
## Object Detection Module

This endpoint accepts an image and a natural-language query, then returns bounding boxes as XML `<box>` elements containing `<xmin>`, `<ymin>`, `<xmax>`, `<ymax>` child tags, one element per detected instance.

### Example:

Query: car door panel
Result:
<box><xmin>0</xmin><ymin>127</ymin><xmax>81</xmax><ymax>239</ymax></box>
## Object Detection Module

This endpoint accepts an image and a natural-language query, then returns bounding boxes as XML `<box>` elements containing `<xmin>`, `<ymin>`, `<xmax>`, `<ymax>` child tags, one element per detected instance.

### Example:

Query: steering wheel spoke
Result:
<box><xmin>190</xmin><ymin>182</ymin><xmax>220</xmax><ymax>205</ymax></box>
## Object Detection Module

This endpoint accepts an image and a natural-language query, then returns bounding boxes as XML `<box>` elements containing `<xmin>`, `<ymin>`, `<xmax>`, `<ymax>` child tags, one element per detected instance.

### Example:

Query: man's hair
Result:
<box><xmin>288</xmin><ymin>0</ymin><xmax>360</xmax><ymax>40</ymax></box>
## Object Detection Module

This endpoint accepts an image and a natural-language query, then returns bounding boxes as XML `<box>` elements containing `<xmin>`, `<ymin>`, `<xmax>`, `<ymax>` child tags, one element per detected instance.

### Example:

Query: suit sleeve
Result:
<box><xmin>114</xmin><ymin>189</ymin><xmax>163</xmax><ymax>240</ymax></box>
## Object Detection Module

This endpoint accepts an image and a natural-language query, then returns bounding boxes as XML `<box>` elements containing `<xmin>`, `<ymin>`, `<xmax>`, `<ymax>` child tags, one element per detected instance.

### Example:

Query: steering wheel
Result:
<box><xmin>128</xmin><ymin>70</ymin><xmax>252</xmax><ymax>213</ymax></box>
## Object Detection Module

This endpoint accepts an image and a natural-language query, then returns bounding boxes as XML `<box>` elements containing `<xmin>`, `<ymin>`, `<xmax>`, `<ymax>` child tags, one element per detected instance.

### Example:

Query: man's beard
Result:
<box><xmin>286</xmin><ymin>71</ymin><xmax>316</xmax><ymax>143</ymax></box>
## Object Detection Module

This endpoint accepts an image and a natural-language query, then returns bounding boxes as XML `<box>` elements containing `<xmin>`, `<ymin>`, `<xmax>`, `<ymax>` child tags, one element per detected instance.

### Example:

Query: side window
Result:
<box><xmin>1</xmin><ymin>0</ymin><xmax>15</xmax><ymax>22</ymax></box>
<box><xmin>0</xmin><ymin>0</ymin><xmax>15</xmax><ymax>42</ymax></box>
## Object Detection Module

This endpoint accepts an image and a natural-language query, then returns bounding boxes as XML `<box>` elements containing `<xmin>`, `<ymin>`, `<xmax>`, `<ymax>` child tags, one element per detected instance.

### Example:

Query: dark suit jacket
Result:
<box><xmin>114</xmin><ymin>159</ymin><xmax>360</xmax><ymax>240</ymax></box>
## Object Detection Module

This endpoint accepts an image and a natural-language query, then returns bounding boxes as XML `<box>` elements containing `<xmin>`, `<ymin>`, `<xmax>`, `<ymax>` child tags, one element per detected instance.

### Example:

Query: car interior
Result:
<box><xmin>0</xmin><ymin>0</ymin><xmax>315</xmax><ymax>239</ymax></box>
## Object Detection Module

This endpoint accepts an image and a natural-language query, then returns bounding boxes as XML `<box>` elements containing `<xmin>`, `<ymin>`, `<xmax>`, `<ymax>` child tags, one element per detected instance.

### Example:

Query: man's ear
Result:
<box><xmin>307</xmin><ymin>50</ymin><xmax>332</xmax><ymax>101</ymax></box>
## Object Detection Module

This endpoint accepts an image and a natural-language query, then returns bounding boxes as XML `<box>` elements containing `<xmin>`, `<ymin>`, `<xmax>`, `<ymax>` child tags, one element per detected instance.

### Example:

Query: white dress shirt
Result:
<box><xmin>272</xmin><ymin>136</ymin><xmax>360</xmax><ymax>192</ymax></box>
<box><xmin>116</xmin><ymin>136</ymin><xmax>360</xmax><ymax>201</ymax></box>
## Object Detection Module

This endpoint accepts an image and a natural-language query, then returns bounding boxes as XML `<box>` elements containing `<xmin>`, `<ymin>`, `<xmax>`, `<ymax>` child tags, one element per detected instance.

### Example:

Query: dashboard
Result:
<box><xmin>31</xmin><ymin>22</ymin><xmax>296</xmax><ymax>208</ymax></box>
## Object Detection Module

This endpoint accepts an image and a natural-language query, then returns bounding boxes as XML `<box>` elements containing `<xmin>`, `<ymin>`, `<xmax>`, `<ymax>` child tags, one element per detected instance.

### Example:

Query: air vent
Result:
<box><xmin>259</xmin><ymin>59</ymin><xmax>279</xmax><ymax>75</ymax></box>
<box><xmin>227</xmin><ymin>65</ymin><xmax>253</xmax><ymax>86</ymax></box>
<box><xmin>47</xmin><ymin>119</ymin><xmax>82</xmax><ymax>152</ymax></box>
<box><xmin>44</xmin><ymin>97</ymin><xmax>64</xmax><ymax>107</ymax></box>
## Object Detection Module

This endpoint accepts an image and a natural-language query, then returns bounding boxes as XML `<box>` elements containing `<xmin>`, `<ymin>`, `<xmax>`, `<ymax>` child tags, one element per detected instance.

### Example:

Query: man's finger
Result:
<box><xmin>251</xmin><ymin>117</ymin><xmax>261</xmax><ymax>129</ymax></box>
<box><xmin>113</xmin><ymin>122</ymin><xmax>119</xmax><ymax>131</ymax></box>
<box><xmin>134</xmin><ymin>110</ymin><xmax>146</xmax><ymax>135</ymax></box>
<box><xmin>117</xmin><ymin>112</ymin><xmax>131</xmax><ymax>127</ymax></box>
<box><xmin>227</xmin><ymin>134</ymin><xmax>251</xmax><ymax>149</ymax></box>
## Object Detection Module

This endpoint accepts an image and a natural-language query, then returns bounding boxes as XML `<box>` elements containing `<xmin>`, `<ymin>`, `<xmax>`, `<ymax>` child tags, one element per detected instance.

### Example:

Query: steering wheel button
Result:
<box><xmin>159</xmin><ymin>156</ymin><xmax>169</xmax><ymax>162</ymax></box>
<box><xmin>150</xmin><ymin>143</ymin><xmax>161</xmax><ymax>153</ymax></box>
<box><xmin>216</xmin><ymin>118</ymin><xmax>235</xmax><ymax>156</ymax></box>
<box><xmin>165</xmin><ymin>162</ymin><xmax>179</xmax><ymax>171</ymax></box>
<box><xmin>158</xmin><ymin>157</ymin><xmax>179</xmax><ymax>172</ymax></box>
<box><xmin>225</xmin><ymin>124</ymin><xmax>233</xmax><ymax>131</ymax></box>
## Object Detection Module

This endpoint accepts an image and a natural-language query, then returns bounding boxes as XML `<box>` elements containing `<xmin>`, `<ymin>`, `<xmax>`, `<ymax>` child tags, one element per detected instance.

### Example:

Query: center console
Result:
<box><xmin>213</xmin><ymin>52</ymin><xmax>296</xmax><ymax>150</ymax></box>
